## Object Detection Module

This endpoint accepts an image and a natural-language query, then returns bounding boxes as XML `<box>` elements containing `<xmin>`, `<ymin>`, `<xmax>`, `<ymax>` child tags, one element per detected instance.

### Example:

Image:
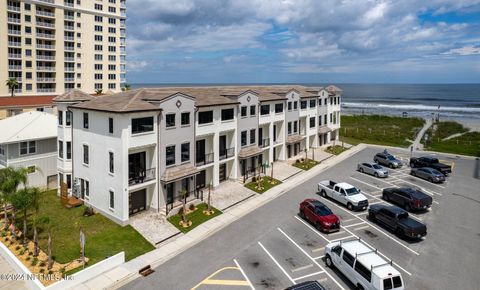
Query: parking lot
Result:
<box><xmin>123</xmin><ymin>146</ymin><xmax>480</xmax><ymax>290</ymax></box>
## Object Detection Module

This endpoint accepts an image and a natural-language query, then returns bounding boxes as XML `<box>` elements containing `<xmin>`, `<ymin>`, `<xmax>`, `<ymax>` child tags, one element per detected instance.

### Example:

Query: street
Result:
<box><xmin>121</xmin><ymin>146</ymin><xmax>480</xmax><ymax>290</ymax></box>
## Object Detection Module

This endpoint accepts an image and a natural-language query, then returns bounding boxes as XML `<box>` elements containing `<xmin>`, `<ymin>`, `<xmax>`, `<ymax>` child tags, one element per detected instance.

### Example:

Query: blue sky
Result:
<box><xmin>125</xmin><ymin>0</ymin><xmax>480</xmax><ymax>84</ymax></box>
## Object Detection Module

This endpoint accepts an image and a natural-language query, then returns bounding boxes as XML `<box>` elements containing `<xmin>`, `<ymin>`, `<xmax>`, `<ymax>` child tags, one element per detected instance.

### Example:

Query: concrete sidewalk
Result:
<box><xmin>71</xmin><ymin>144</ymin><xmax>367</xmax><ymax>290</ymax></box>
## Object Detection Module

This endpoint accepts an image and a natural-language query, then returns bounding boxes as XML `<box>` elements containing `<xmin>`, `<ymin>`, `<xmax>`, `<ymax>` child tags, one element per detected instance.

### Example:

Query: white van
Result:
<box><xmin>325</xmin><ymin>239</ymin><xmax>404</xmax><ymax>290</ymax></box>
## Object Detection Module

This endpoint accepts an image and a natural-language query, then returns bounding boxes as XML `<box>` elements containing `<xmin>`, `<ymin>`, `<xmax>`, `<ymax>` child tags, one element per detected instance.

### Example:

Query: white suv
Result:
<box><xmin>325</xmin><ymin>239</ymin><xmax>404</xmax><ymax>290</ymax></box>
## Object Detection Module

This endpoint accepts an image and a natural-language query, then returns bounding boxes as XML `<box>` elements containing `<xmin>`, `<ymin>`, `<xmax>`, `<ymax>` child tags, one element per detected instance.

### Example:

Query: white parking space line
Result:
<box><xmin>312</xmin><ymin>247</ymin><xmax>325</xmax><ymax>253</ymax></box>
<box><xmin>291</xmin><ymin>264</ymin><xmax>314</xmax><ymax>273</ymax></box>
<box><xmin>369</xmin><ymin>201</ymin><xmax>383</xmax><ymax>205</ymax></box>
<box><xmin>258</xmin><ymin>242</ymin><xmax>296</xmax><ymax>285</ymax></box>
<box><xmin>389</xmin><ymin>176</ymin><xmax>443</xmax><ymax>196</ymax></box>
<box><xmin>433</xmin><ymin>200</ymin><xmax>440</xmax><ymax>205</ymax></box>
<box><xmin>343</xmin><ymin>222</ymin><xmax>366</xmax><ymax>228</ymax></box>
<box><xmin>293</xmin><ymin>216</ymin><xmax>331</xmax><ymax>243</ymax></box>
<box><xmin>393</xmin><ymin>171</ymin><xmax>446</xmax><ymax>189</ymax></box>
<box><xmin>341</xmin><ymin>218</ymin><xmax>356</xmax><ymax>223</ymax></box>
<box><xmin>330</xmin><ymin>236</ymin><xmax>354</xmax><ymax>243</ymax></box>
<box><xmin>353</xmin><ymin>225</ymin><xmax>370</xmax><ymax>231</ymax></box>
<box><xmin>349</xmin><ymin>176</ymin><xmax>384</xmax><ymax>190</ymax></box>
<box><xmin>233</xmin><ymin>259</ymin><xmax>256</xmax><ymax>290</ymax></box>
<box><xmin>328</xmin><ymin>231</ymin><xmax>346</xmax><ymax>236</ymax></box>
<box><xmin>292</xmin><ymin>271</ymin><xmax>325</xmax><ymax>282</ymax></box>
<box><xmin>313</xmin><ymin>255</ymin><xmax>326</xmax><ymax>260</ymax></box>
<box><xmin>277</xmin><ymin>228</ymin><xmax>346</xmax><ymax>290</ymax></box>
<box><xmin>340</xmin><ymin>226</ymin><xmax>413</xmax><ymax>276</ymax></box>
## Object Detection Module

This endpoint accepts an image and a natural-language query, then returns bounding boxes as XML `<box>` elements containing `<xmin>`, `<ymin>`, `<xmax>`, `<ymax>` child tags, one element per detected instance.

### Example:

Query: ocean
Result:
<box><xmin>131</xmin><ymin>83</ymin><xmax>480</xmax><ymax>124</ymax></box>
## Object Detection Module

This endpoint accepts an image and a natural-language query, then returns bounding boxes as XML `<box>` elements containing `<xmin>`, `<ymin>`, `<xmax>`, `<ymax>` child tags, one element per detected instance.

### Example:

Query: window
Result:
<box><xmin>58</xmin><ymin>141</ymin><xmax>64</xmax><ymax>158</ymax></box>
<box><xmin>250</xmin><ymin>105</ymin><xmax>256</xmax><ymax>116</ymax></box>
<box><xmin>342</xmin><ymin>251</ymin><xmax>355</xmax><ymax>267</ymax></box>
<box><xmin>83</xmin><ymin>112</ymin><xmax>89</xmax><ymax>128</ymax></box>
<box><xmin>330</xmin><ymin>113</ymin><xmax>333</xmax><ymax>123</ymax></box>
<box><xmin>260</xmin><ymin>104</ymin><xmax>270</xmax><ymax>115</ymax></box>
<box><xmin>26</xmin><ymin>61</ymin><xmax>32</xmax><ymax>68</ymax></box>
<box><xmin>66</xmin><ymin>174</ymin><xmax>72</xmax><ymax>189</ymax></box>
<box><xmin>300</xmin><ymin>101</ymin><xmax>307</xmax><ymax>109</ymax></box>
<box><xmin>332</xmin><ymin>246</ymin><xmax>342</xmax><ymax>256</ymax></box>
<box><xmin>310</xmin><ymin>99</ymin><xmax>316</xmax><ymax>108</ymax></box>
<box><xmin>392</xmin><ymin>276</ymin><xmax>402</xmax><ymax>288</ymax></box>
<box><xmin>0</xmin><ymin>145</ymin><xmax>4</xmax><ymax>156</ymax></box>
<box><xmin>109</xmin><ymin>152</ymin><xmax>114</xmax><ymax>173</ymax></box>
<box><xmin>109</xmin><ymin>117</ymin><xmax>113</xmax><ymax>133</ymax></box>
<box><xmin>66</xmin><ymin>141</ymin><xmax>71</xmax><ymax>160</ymax></box>
<box><xmin>20</xmin><ymin>141</ymin><xmax>36</xmax><ymax>155</ymax></box>
<box><xmin>166</xmin><ymin>145</ymin><xmax>175</xmax><ymax>166</ymax></box>
<box><xmin>165</xmin><ymin>113</ymin><xmax>175</xmax><ymax>128</ymax></box>
<box><xmin>66</xmin><ymin>111</ymin><xmax>72</xmax><ymax>126</ymax></box>
<box><xmin>287</xmin><ymin>122</ymin><xmax>292</xmax><ymax>135</ymax></box>
<box><xmin>58</xmin><ymin>110</ymin><xmax>63</xmax><ymax>125</ymax></box>
<box><xmin>275</xmin><ymin>103</ymin><xmax>283</xmax><ymax>113</ymax></box>
<box><xmin>250</xmin><ymin>129</ymin><xmax>255</xmax><ymax>144</ymax></box>
<box><xmin>181</xmin><ymin>112</ymin><xmax>190</xmax><ymax>125</ymax></box>
<box><xmin>241</xmin><ymin>106</ymin><xmax>247</xmax><ymax>117</ymax></box>
<box><xmin>221</xmin><ymin>108</ymin><xmax>234</xmax><ymax>121</ymax></box>
<box><xmin>293</xmin><ymin>101</ymin><xmax>298</xmax><ymax>110</ymax></box>
<box><xmin>324</xmin><ymin>114</ymin><xmax>327</xmax><ymax>125</ymax></box>
<box><xmin>132</xmin><ymin>117</ymin><xmax>154</xmax><ymax>134</ymax></box>
<box><xmin>310</xmin><ymin>117</ymin><xmax>315</xmax><ymax>128</ymax></box>
<box><xmin>109</xmin><ymin>190</ymin><xmax>114</xmax><ymax>209</ymax></box>
<box><xmin>83</xmin><ymin>145</ymin><xmax>89</xmax><ymax>164</ymax></box>
<box><xmin>181</xmin><ymin>143</ymin><xmax>190</xmax><ymax>162</ymax></box>
<box><xmin>288</xmin><ymin>102</ymin><xmax>292</xmax><ymax>111</ymax></box>
<box><xmin>318</xmin><ymin>116</ymin><xmax>322</xmax><ymax>126</ymax></box>
<box><xmin>383</xmin><ymin>278</ymin><xmax>393</xmax><ymax>290</ymax></box>
<box><xmin>324</xmin><ymin>98</ymin><xmax>327</xmax><ymax>106</ymax></box>
<box><xmin>241</xmin><ymin>131</ymin><xmax>247</xmax><ymax>147</ymax></box>
<box><xmin>85</xmin><ymin>180</ymin><xmax>89</xmax><ymax>197</ymax></box>
<box><xmin>293</xmin><ymin>121</ymin><xmax>298</xmax><ymax>133</ymax></box>
<box><xmin>198</xmin><ymin>111</ymin><xmax>213</xmax><ymax>124</ymax></box>
<box><xmin>354</xmin><ymin>261</ymin><xmax>371</xmax><ymax>282</ymax></box>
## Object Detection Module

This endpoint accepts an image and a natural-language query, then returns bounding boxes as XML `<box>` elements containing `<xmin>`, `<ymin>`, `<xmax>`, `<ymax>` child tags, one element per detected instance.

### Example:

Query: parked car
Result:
<box><xmin>374</xmin><ymin>152</ymin><xmax>403</xmax><ymax>168</ymax></box>
<box><xmin>318</xmin><ymin>180</ymin><xmax>369</xmax><ymax>211</ymax></box>
<box><xmin>382</xmin><ymin>187</ymin><xmax>432</xmax><ymax>211</ymax></box>
<box><xmin>409</xmin><ymin>156</ymin><xmax>452</xmax><ymax>175</ymax></box>
<box><xmin>285</xmin><ymin>280</ymin><xmax>326</xmax><ymax>290</ymax></box>
<box><xmin>299</xmin><ymin>199</ymin><xmax>340</xmax><ymax>233</ymax></box>
<box><xmin>368</xmin><ymin>204</ymin><xmax>427</xmax><ymax>239</ymax></box>
<box><xmin>357</xmin><ymin>162</ymin><xmax>389</xmax><ymax>178</ymax></box>
<box><xmin>325</xmin><ymin>239</ymin><xmax>405</xmax><ymax>290</ymax></box>
<box><xmin>410</xmin><ymin>167</ymin><xmax>446</xmax><ymax>183</ymax></box>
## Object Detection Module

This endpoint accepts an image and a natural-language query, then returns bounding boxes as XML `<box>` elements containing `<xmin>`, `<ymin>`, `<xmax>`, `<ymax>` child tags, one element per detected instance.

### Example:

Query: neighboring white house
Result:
<box><xmin>58</xmin><ymin>85</ymin><xmax>342</xmax><ymax>225</ymax></box>
<box><xmin>0</xmin><ymin>111</ymin><xmax>57</xmax><ymax>188</ymax></box>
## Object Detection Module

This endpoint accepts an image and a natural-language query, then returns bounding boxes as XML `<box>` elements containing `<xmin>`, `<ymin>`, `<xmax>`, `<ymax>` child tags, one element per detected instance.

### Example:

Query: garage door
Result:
<box><xmin>129</xmin><ymin>189</ymin><xmax>146</xmax><ymax>215</ymax></box>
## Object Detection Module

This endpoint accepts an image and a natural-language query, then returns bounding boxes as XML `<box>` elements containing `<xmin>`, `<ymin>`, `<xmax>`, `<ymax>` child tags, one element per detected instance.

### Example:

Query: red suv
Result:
<box><xmin>299</xmin><ymin>199</ymin><xmax>340</xmax><ymax>233</ymax></box>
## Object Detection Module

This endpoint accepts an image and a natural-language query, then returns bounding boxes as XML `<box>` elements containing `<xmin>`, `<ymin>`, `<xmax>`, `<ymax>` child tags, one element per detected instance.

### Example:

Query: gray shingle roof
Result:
<box><xmin>53</xmin><ymin>89</ymin><xmax>98</xmax><ymax>102</ymax></box>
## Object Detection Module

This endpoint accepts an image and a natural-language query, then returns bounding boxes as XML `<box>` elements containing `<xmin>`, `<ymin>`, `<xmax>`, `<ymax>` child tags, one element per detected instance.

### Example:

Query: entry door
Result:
<box><xmin>196</xmin><ymin>170</ymin><xmax>206</xmax><ymax>189</ymax></box>
<box><xmin>273</xmin><ymin>147</ymin><xmax>277</xmax><ymax>161</ymax></box>
<box><xmin>287</xmin><ymin>145</ymin><xmax>291</xmax><ymax>158</ymax></box>
<box><xmin>219</xmin><ymin>135</ymin><xmax>227</xmax><ymax>158</ymax></box>
<box><xmin>129</xmin><ymin>152</ymin><xmax>146</xmax><ymax>181</ymax></box>
<box><xmin>273</xmin><ymin>125</ymin><xmax>277</xmax><ymax>142</ymax></box>
<box><xmin>129</xmin><ymin>189</ymin><xmax>146</xmax><ymax>215</ymax></box>
<box><xmin>241</xmin><ymin>160</ymin><xmax>247</xmax><ymax>176</ymax></box>
<box><xmin>219</xmin><ymin>163</ymin><xmax>227</xmax><ymax>182</ymax></box>
<box><xmin>196</xmin><ymin>139</ymin><xmax>205</xmax><ymax>164</ymax></box>
<box><xmin>258</xmin><ymin>128</ymin><xmax>263</xmax><ymax>146</ymax></box>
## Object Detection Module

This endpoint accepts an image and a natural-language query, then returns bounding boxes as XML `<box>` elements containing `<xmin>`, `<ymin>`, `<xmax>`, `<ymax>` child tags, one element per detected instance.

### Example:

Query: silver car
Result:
<box><xmin>357</xmin><ymin>162</ymin><xmax>389</xmax><ymax>178</ymax></box>
<box><xmin>410</xmin><ymin>167</ymin><xmax>446</xmax><ymax>183</ymax></box>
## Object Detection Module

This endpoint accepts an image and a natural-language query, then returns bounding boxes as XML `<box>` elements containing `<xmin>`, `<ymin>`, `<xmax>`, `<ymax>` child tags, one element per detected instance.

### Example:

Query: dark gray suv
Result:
<box><xmin>374</xmin><ymin>152</ymin><xmax>403</xmax><ymax>168</ymax></box>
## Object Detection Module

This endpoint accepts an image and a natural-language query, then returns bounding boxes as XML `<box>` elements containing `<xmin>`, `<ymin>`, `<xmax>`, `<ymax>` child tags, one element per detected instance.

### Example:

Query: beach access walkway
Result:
<box><xmin>411</xmin><ymin>118</ymin><xmax>432</xmax><ymax>151</ymax></box>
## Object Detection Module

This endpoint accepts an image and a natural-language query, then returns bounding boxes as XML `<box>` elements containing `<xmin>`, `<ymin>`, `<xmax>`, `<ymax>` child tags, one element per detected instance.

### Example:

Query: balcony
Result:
<box><xmin>37</xmin><ymin>33</ymin><xmax>55</xmax><ymax>39</ymax></box>
<box><xmin>36</xmin><ymin>11</ymin><xmax>55</xmax><ymax>18</ymax></box>
<box><xmin>7</xmin><ymin>17</ymin><xmax>21</xmax><ymax>24</ymax></box>
<box><xmin>8</xmin><ymin>41</ymin><xmax>22</xmax><ymax>47</ymax></box>
<box><xmin>64</xmin><ymin>57</ymin><xmax>74</xmax><ymax>61</ymax></box>
<box><xmin>36</xmin><ymin>21</ymin><xmax>55</xmax><ymax>28</ymax></box>
<box><xmin>219</xmin><ymin>148</ymin><xmax>235</xmax><ymax>160</ymax></box>
<box><xmin>196</xmin><ymin>153</ymin><xmax>214</xmax><ymax>166</ymax></box>
<box><xmin>37</xmin><ymin>88</ymin><xmax>56</xmax><ymax>93</ymax></box>
<box><xmin>64</xmin><ymin>15</ymin><xmax>74</xmax><ymax>20</ymax></box>
<box><xmin>64</xmin><ymin>36</ymin><xmax>74</xmax><ymax>41</ymax></box>
<box><xmin>37</xmin><ymin>66</ymin><xmax>55</xmax><ymax>71</ymax></box>
<box><xmin>8</xmin><ymin>30</ymin><xmax>21</xmax><ymax>35</ymax></box>
<box><xmin>64</xmin><ymin>77</ymin><xmax>74</xmax><ymax>82</ymax></box>
<box><xmin>8</xmin><ymin>53</ymin><xmax>22</xmax><ymax>59</ymax></box>
<box><xmin>37</xmin><ymin>77</ymin><xmax>56</xmax><ymax>82</ymax></box>
<box><xmin>260</xmin><ymin>138</ymin><xmax>270</xmax><ymax>148</ymax></box>
<box><xmin>64</xmin><ymin>67</ymin><xmax>74</xmax><ymax>72</ymax></box>
<box><xmin>39</xmin><ymin>0</ymin><xmax>55</xmax><ymax>3</ymax></box>
<box><xmin>8</xmin><ymin>65</ymin><xmax>22</xmax><ymax>70</ymax></box>
<box><xmin>64</xmin><ymin>25</ymin><xmax>74</xmax><ymax>31</ymax></box>
<box><xmin>128</xmin><ymin>168</ymin><xmax>155</xmax><ymax>186</ymax></box>
<box><xmin>64</xmin><ymin>47</ymin><xmax>74</xmax><ymax>51</ymax></box>
<box><xmin>7</xmin><ymin>6</ymin><xmax>20</xmax><ymax>12</ymax></box>
<box><xmin>64</xmin><ymin>2</ymin><xmax>74</xmax><ymax>7</ymax></box>
<box><xmin>12</xmin><ymin>77</ymin><xmax>22</xmax><ymax>82</ymax></box>
<box><xmin>37</xmin><ymin>55</ymin><xmax>55</xmax><ymax>60</ymax></box>
<box><xmin>37</xmin><ymin>44</ymin><xmax>55</xmax><ymax>50</ymax></box>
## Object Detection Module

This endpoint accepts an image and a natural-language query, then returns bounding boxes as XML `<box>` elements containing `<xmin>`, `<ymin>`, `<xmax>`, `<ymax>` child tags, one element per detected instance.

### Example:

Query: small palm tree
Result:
<box><xmin>5</xmin><ymin>78</ymin><xmax>19</xmax><ymax>97</ymax></box>
<box><xmin>0</xmin><ymin>167</ymin><xmax>28</xmax><ymax>230</ymax></box>
<box><xmin>10</xmin><ymin>187</ymin><xmax>37</xmax><ymax>246</ymax></box>
<box><xmin>95</xmin><ymin>89</ymin><xmax>103</xmax><ymax>95</ymax></box>
<box><xmin>122</xmin><ymin>84</ymin><xmax>131</xmax><ymax>91</ymax></box>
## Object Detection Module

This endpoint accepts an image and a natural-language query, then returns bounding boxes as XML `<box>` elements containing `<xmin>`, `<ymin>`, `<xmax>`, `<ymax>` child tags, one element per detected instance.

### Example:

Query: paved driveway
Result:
<box><xmin>0</xmin><ymin>254</ymin><xmax>28</xmax><ymax>290</ymax></box>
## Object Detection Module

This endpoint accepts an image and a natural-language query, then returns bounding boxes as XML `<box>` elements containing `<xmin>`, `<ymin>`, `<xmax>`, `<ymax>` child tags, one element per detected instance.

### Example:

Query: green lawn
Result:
<box><xmin>292</xmin><ymin>158</ymin><xmax>320</xmax><ymax>170</ymax></box>
<box><xmin>340</xmin><ymin>115</ymin><xmax>424</xmax><ymax>147</ymax></box>
<box><xmin>325</xmin><ymin>145</ymin><xmax>349</xmax><ymax>155</ymax></box>
<box><xmin>16</xmin><ymin>190</ymin><xmax>154</xmax><ymax>266</ymax></box>
<box><xmin>244</xmin><ymin>176</ymin><xmax>282</xmax><ymax>194</ymax></box>
<box><xmin>167</xmin><ymin>203</ymin><xmax>222</xmax><ymax>233</ymax></box>
<box><xmin>424</xmin><ymin>121</ymin><xmax>480</xmax><ymax>156</ymax></box>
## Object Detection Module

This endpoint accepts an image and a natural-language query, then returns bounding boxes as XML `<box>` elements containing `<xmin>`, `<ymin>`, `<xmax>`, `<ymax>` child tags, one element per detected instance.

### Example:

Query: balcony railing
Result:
<box><xmin>8</xmin><ymin>54</ymin><xmax>22</xmax><ymax>59</ymax></box>
<box><xmin>64</xmin><ymin>2</ymin><xmax>74</xmax><ymax>7</ymax></box>
<box><xmin>39</xmin><ymin>0</ymin><xmax>55</xmax><ymax>3</ymax></box>
<box><xmin>37</xmin><ymin>55</ymin><xmax>55</xmax><ymax>60</ymax></box>
<box><xmin>65</xmin><ymin>47</ymin><xmax>74</xmax><ymax>51</ymax></box>
<box><xmin>219</xmin><ymin>147</ymin><xmax>235</xmax><ymax>160</ymax></box>
<box><xmin>37</xmin><ymin>66</ymin><xmax>55</xmax><ymax>71</ymax></box>
<box><xmin>7</xmin><ymin>17</ymin><xmax>21</xmax><ymax>23</ymax></box>
<box><xmin>37</xmin><ymin>77</ymin><xmax>56</xmax><ymax>82</ymax></box>
<box><xmin>36</xmin><ymin>11</ymin><xmax>55</xmax><ymax>17</ymax></box>
<box><xmin>260</xmin><ymin>138</ymin><xmax>270</xmax><ymax>148</ymax></box>
<box><xmin>64</xmin><ymin>77</ymin><xmax>75</xmax><ymax>82</ymax></box>
<box><xmin>64</xmin><ymin>36</ymin><xmax>74</xmax><ymax>41</ymax></box>
<box><xmin>37</xmin><ymin>44</ymin><xmax>55</xmax><ymax>49</ymax></box>
<box><xmin>128</xmin><ymin>168</ymin><xmax>156</xmax><ymax>185</ymax></box>
<box><xmin>64</xmin><ymin>57</ymin><xmax>74</xmax><ymax>61</ymax></box>
<box><xmin>8</xmin><ymin>41</ymin><xmax>22</xmax><ymax>47</ymax></box>
<box><xmin>8</xmin><ymin>30</ymin><xmax>21</xmax><ymax>35</ymax></box>
<box><xmin>64</xmin><ymin>67</ymin><xmax>74</xmax><ymax>72</ymax></box>
<box><xmin>37</xmin><ymin>88</ymin><xmax>56</xmax><ymax>93</ymax></box>
<box><xmin>64</xmin><ymin>25</ymin><xmax>74</xmax><ymax>31</ymax></box>
<box><xmin>7</xmin><ymin>6</ymin><xmax>20</xmax><ymax>12</ymax></box>
<box><xmin>37</xmin><ymin>33</ymin><xmax>55</xmax><ymax>39</ymax></box>
<box><xmin>36</xmin><ymin>21</ymin><xmax>55</xmax><ymax>28</ymax></box>
<box><xmin>8</xmin><ymin>65</ymin><xmax>22</xmax><ymax>70</ymax></box>
<box><xmin>196</xmin><ymin>153</ymin><xmax>214</xmax><ymax>166</ymax></box>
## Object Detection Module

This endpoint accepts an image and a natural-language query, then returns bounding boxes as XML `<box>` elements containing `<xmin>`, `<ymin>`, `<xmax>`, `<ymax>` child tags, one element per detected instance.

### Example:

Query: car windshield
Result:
<box><xmin>345</xmin><ymin>187</ymin><xmax>360</xmax><ymax>196</ymax></box>
<box><xmin>315</xmin><ymin>206</ymin><xmax>332</xmax><ymax>216</ymax></box>
<box><xmin>387</xmin><ymin>155</ymin><xmax>396</xmax><ymax>160</ymax></box>
<box><xmin>398</xmin><ymin>212</ymin><xmax>409</xmax><ymax>219</ymax></box>
<box><xmin>430</xmin><ymin>169</ymin><xmax>442</xmax><ymax>175</ymax></box>
<box><xmin>373</xmin><ymin>164</ymin><xmax>383</xmax><ymax>169</ymax></box>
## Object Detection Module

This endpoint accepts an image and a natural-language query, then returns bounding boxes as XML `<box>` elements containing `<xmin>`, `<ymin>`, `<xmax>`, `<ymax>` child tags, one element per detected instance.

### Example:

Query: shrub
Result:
<box><xmin>48</xmin><ymin>270</ymin><xmax>53</xmax><ymax>274</ymax></box>
<box><xmin>19</xmin><ymin>249</ymin><xmax>26</xmax><ymax>255</ymax></box>
<box><xmin>31</xmin><ymin>257</ymin><xmax>38</xmax><ymax>266</ymax></box>
<box><xmin>252</xmin><ymin>176</ymin><xmax>257</xmax><ymax>182</ymax></box>
<box><xmin>28</xmin><ymin>251</ymin><xmax>33</xmax><ymax>256</ymax></box>
<box><xmin>189</xmin><ymin>204</ymin><xmax>195</xmax><ymax>211</ymax></box>
<box><xmin>59</xmin><ymin>267</ymin><xmax>65</xmax><ymax>274</ymax></box>
<box><xmin>25</xmin><ymin>256</ymin><xmax>31</xmax><ymax>261</ymax></box>
<box><xmin>83</xmin><ymin>206</ymin><xmax>95</xmax><ymax>217</ymax></box>
<box><xmin>1</xmin><ymin>231</ymin><xmax>6</xmax><ymax>237</ymax></box>
<box><xmin>39</xmin><ymin>261</ymin><xmax>46</xmax><ymax>267</ymax></box>
<box><xmin>39</xmin><ymin>268</ymin><xmax>45</xmax><ymax>273</ymax></box>
<box><xmin>15</xmin><ymin>245</ymin><xmax>20</xmax><ymax>250</ymax></box>
<box><xmin>4</xmin><ymin>237</ymin><xmax>9</xmax><ymax>242</ymax></box>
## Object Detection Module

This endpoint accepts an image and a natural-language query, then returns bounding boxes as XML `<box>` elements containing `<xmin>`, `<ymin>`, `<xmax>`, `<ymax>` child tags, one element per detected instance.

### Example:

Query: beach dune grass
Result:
<box><xmin>425</xmin><ymin>121</ymin><xmax>480</xmax><ymax>157</ymax></box>
<box><xmin>15</xmin><ymin>190</ymin><xmax>154</xmax><ymax>266</ymax></box>
<box><xmin>340</xmin><ymin>115</ymin><xmax>424</xmax><ymax>148</ymax></box>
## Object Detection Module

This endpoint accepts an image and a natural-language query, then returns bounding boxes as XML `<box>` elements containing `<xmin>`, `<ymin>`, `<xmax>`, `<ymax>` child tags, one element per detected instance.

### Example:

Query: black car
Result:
<box><xmin>368</xmin><ymin>204</ymin><xmax>427</xmax><ymax>239</ymax></box>
<box><xmin>409</xmin><ymin>156</ymin><xmax>452</xmax><ymax>175</ymax></box>
<box><xmin>285</xmin><ymin>281</ymin><xmax>326</xmax><ymax>290</ymax></box>
<box><xmin>382</xmin><ymin>187</ymin><xmax>433</xmax><ymax>211</ymax></box>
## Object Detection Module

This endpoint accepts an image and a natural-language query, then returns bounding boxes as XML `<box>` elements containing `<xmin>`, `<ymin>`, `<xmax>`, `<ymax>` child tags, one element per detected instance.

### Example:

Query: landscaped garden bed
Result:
<box><xmin>167</xmin><ymin>203</ymin><xmax>222</xmax><ymax>233</ymax></box>
<box><xmin>325</xmin><ymin>145</ymin><xmax>349</xmax><ymax>155</ymax></box>
<box><xmin>292</xmin><ymin>158</ymin><xmax>320</xmax><ymax>170</ymax></box>
<box><xmin>244</xmin><ymin>176</ymin><xmax>282</xmax><ymax>194</ymax></box>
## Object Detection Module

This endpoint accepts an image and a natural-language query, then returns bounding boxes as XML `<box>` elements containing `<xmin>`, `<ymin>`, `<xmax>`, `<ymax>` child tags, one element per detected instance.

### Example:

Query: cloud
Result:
<box><xmin>443</xmin><ymin>45</ymin><xmax>480</xmax><ymax>55</ymax></box>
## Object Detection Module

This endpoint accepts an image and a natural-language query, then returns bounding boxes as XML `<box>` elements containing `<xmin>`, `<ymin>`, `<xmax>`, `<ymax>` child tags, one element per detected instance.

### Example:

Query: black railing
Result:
<box><xmin>196</xmin><ymin>152</ymin><xmax>214</xmax><ymax>166</ymax></box>
<box><xmin>128</xmin><ymin>168</ymin><xmax>155</xmax><ymax>185</ymax></box>
<box><xmin>260</xmin><ymin>138</ymin><xmax>270</xmax><ymax>148</ymax></box>
<box><xmin>165</xmin><ymin>189</ymin><xmax>203</xmax><ymax>215</ymax></box>
<box><xmin>219</xmin><ymin>147</ymin><xmax>235</xmax><ymax>160</ymax></box>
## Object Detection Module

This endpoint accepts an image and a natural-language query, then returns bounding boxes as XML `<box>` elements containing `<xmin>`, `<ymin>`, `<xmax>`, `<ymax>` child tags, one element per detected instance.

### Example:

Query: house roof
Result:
<box><xmin>68</xmin><ymin>85</ymin><xmax>341</xmax><ymax>113</ymax></box>
<box><xmin>0</xmin><ymin>95</ymin><xmax>54</xmax><ymax>108</ymax></box>
<box><xmin>325</xmin><ymin>85</ymin><xmax>343</xmax><ymax>93</ymax></box>
<box><xmin>53</xmin><ymin>89</ymin><xmax>98</xmax><ymax>102</ymax></box>
<box><xmin>0</xmin><ymin>111</ymin><xmax>57</xmax><ymax>144</ymax></box>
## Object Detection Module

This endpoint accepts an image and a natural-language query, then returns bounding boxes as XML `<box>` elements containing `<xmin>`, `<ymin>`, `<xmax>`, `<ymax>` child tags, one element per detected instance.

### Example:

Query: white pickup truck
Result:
<box><xmin>318</xmin><ymin>180</ymin><xmax>369</xmax><ymax>211</ymax></box>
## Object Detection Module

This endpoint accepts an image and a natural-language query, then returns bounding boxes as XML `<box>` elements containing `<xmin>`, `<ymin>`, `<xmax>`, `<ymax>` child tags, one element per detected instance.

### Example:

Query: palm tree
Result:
<box><xmin>0</xmin><ymin>167</ymin><xmax>28</xmax><ymax>230</ymax></box>
<box><xmin>180</xmin><ymin>189</ymin><xmax>188</xmax><ymax>224</ymax></box>
<box><xmin>122</xmin><ymin>84</ymin><xmax>131</xmax><ymax>91</ymax></box>
<box><xmin>5</xmin><ymin>78</ymin><xmax>19</xmax><ymax>97</ymax></box>
<box><xmin>10</xmin><ymin>187</ymin><xmax>38</xmax><ymax>246</ymax></box>
<box><xmin>95</xmin><ymin>89</ymin><xmax>103</xmax><ymax>95</ymax></box>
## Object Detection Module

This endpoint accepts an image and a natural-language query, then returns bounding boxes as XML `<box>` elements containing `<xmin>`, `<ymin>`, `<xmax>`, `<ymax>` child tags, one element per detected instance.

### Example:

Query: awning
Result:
<box><xmin>238</xmin><ymin>145</ymin><xmax>262</xmax><ymax>159</ymax></box>
<box><xmin>286</xmin><ymin>134</ymin><xmax>305</xmax><ymax>144</ymax></box>
<box><xmin>318</xmin><ymin>126</ymin><xmax>332</xmax><ymax>134</ymax></box>
<box><xmin>161</xmin><ymin>163</ymin><xmax>199</xmax><ymax>183</ymax></box>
